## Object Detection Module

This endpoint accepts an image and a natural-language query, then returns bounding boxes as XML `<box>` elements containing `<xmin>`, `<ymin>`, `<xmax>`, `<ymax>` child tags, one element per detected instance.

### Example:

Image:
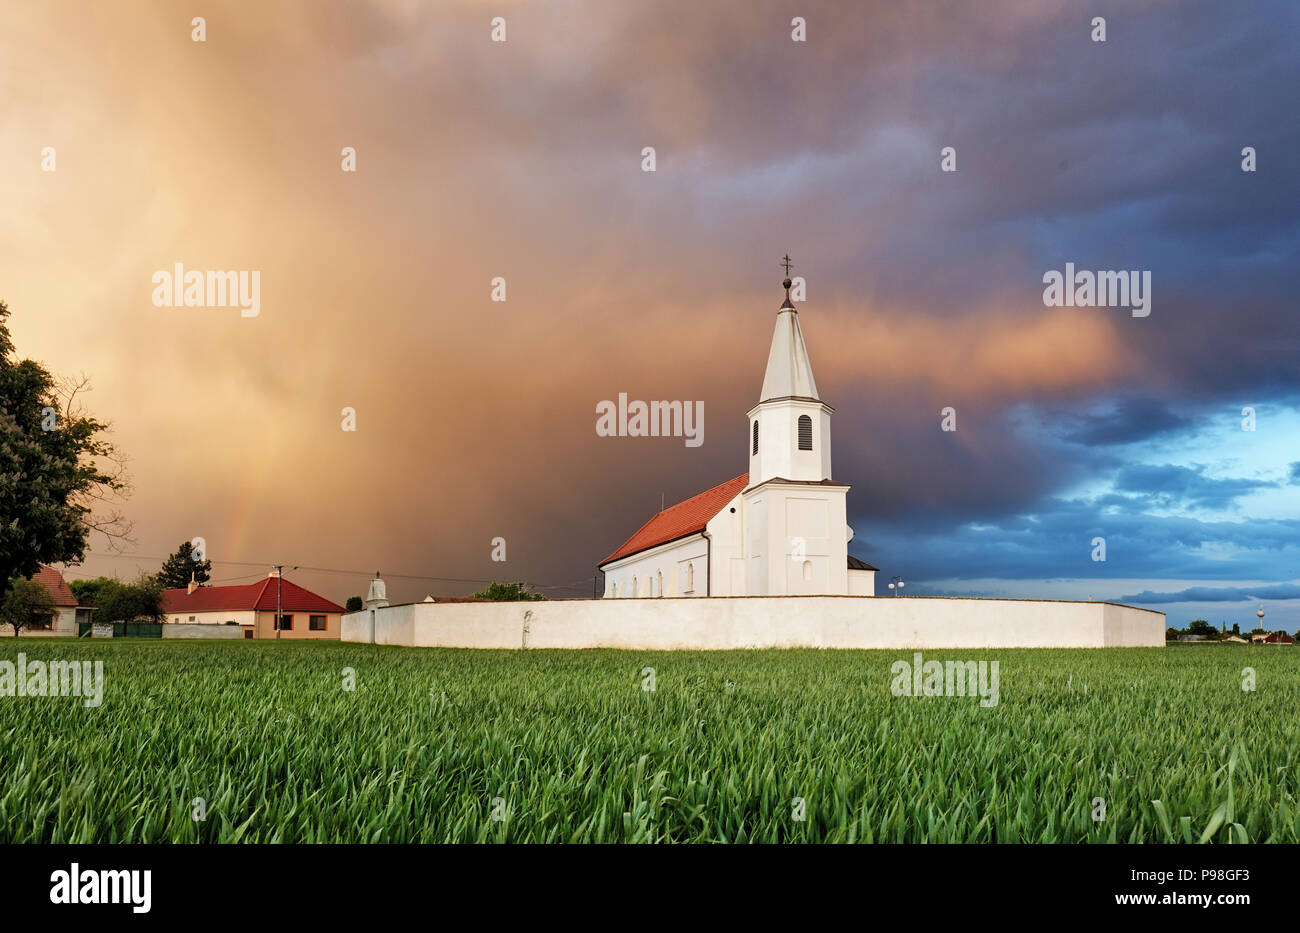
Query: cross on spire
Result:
<box><xmin>778</xmin><ymin>254</ymin><xmax>797</xmax><ymax>311</ymax></box>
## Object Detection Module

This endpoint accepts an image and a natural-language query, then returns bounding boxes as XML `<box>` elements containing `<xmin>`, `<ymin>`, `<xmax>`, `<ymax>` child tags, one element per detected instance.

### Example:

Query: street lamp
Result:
<box><xmin>889</xmin><ymin>575</ymin><xmax>904</xmax><ymax>597</ymax></box>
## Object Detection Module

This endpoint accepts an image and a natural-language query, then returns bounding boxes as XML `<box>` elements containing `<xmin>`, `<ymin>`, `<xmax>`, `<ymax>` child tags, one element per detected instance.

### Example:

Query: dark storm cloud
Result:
<box><xmin>5</xmin><ymin>0</ymin><xmax>1298</xmax><ymax>599</ymax></box>
<box><xmin>1058</xmin><ymin>397</ymin><xmax>1195</xmax><ymax>447</ymax></box>
<box><xmin>1112</xmin><ymin>464</ymin><xmax>1276</xmax><ymax>509</ymax></box>
<box><xmin>855</xmin><ymin>494</ymin><xmax>1300</xmax><ymax>584</ymax></box>
<box><xmin>1119</xmin><ymin>584</ymin><xmax>1300</xmax><ymax>604</ymax></box>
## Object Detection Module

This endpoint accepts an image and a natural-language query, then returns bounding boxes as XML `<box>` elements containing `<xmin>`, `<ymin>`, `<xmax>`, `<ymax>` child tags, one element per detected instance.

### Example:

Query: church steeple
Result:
<box><xmin>748</xmin><ymin>259</ymin><xmax>834</xmax><ymax>486</ymax></box>
<box><xmin>759</xmin><ymin>272</ymin><xmax>821</xmax><ymax>403</ymax></box>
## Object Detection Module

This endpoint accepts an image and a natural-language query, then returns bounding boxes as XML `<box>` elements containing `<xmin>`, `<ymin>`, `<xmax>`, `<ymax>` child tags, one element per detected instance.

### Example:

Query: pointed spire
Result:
<box><xmin>759</xmin><ymin>267</ymin><xmax>819</xmax><ymax>402</ymax></box>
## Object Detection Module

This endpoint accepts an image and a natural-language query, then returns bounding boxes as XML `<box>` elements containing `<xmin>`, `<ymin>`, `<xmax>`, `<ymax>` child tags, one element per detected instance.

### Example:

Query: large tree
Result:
<box><xmin>0</xmin><ymin>300</ymin><xmax>130</xmax><ymax>600</ymax></box>
<box><xmin>156</xmin><ymin>540</ymin><xmax>212</xmax><ymax>590</ymax></box>
<box><xmin>70</xmin><ymin>575</ymin><xmax>164</xmax><ymax>622</ymax></box>
<box><xmin>91</xmin><ymin>575</ymin><xmax>165</xmax><ymax>625</ymax></box>
<box><xmin>469</xmin><ymin>582</ymin><xmax>545</xmax><ymax>601</ymax></box>
<box><xmin>1186</xmin><ymin>619</ymin><xmax>1218</xmax><ymax>639</ymax></box>
<box><xmin>0</xmin><ymin>577</ymin><xmax>57</xmax><ymax>636</ymax></box>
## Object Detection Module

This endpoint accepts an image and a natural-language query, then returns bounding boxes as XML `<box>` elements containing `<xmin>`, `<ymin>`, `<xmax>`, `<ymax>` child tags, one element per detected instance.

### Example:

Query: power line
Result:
<box><xmin>64</xmin><ymin>552</ymin><xmax>594</xmax><ymax>593</ymax></box>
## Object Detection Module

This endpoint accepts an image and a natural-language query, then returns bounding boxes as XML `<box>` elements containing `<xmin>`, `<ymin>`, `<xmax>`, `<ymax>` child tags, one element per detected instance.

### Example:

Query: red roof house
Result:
<box><xmin>162</xmin><ymin>574</ymin><xmax>344</xmax><ymax>639</ymax></box>
<box><xmin>31</xmin><ymin>565</ymin><xmax>81</xmax><ymax>608</ymax></box>
<box><xmin>1262</xmin><ymin>631</ymin><xmax>1295</xmax><ymax>645</ymax></box>
<box><xmin>24</xmin><ymin>565</ymin><xmax>93</xmax><ymax>634</ymax></box>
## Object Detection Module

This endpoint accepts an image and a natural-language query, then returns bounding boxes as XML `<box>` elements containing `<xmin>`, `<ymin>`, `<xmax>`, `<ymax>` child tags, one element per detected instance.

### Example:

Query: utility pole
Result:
<box><xmin>275</xmin><ymin>564</ymin><xmax>283</xmax><ymax>640</ymax></box>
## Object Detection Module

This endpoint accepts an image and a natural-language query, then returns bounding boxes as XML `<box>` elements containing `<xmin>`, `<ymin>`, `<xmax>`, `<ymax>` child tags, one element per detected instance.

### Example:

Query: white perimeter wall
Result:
<box><xmin>342</xmin><ymin>596</ymin><xmax>1164</xmax><ymax>650</ymax></box>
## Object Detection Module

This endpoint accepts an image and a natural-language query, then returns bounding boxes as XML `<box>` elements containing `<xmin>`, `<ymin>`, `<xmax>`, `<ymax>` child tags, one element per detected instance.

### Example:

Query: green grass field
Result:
<box><xmin>0</xmin><ymin>640</ymin><xmax>1296</xmax><ymax>843</ymax></box>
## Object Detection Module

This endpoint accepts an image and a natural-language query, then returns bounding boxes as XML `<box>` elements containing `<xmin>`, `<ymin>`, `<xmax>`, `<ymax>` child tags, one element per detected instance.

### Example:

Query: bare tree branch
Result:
<box><xmin>54</xmin><ymin>375</ymin><xmax>136</xmax><ymax>553</ymax></box>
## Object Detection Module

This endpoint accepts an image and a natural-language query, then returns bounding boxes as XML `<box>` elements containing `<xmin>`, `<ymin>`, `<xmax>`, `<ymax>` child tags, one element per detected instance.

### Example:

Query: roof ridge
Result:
<box><xmin>161</xmin><ymin>575</ymin><xmax>344</xmax><ymax>614</ymax></box>
<box><xmin>662</xmin><ymin>473</ymin><xmax>747</xmax><ymax>512</ymax></box>
<box><xmin>600</xmin><ymin>474</ymin><xmax>749</xmax><ymax>567</ymax></box>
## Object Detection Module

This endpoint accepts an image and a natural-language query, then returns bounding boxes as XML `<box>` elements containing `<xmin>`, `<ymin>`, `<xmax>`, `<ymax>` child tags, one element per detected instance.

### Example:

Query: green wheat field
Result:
<box><xmin>1</xmin><ymin>640</ymin><xmax>1296</xmax><ymax>843</ymax></box>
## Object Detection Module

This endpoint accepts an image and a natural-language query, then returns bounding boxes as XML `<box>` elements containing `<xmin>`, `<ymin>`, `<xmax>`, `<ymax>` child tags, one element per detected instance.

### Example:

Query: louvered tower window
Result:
<box><xmin>752</xmin><ymin>420</ymin><xmax>759</xmax><ymax>455</ymax></box>
<box><xmin>798</xmin><ymin>415</ymin><xmax>813</xmax><ymax>450</ymax></box>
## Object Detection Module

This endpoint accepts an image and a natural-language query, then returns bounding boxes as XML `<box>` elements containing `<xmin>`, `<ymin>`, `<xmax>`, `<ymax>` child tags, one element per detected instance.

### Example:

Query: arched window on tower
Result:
<box><xmin>798</xmin><ymin>414</ymin><xmax>813</xmax><ymax>451</ymax></box>
<box><xmin>686</xmin><ymin>563</ymin><xmax>695</xmax><ymax>593</ymax></box>
<box><xmin>657</xmin><ymin>571</ymin><xmax>663</xmax><ymax>597</ymax></box>
<box><xmin>632</xmin><ymin>576</ymin><xmax>638</xmax><ymax>597</ymax></box>
<box><xmin>802</xmin><ymin>560</ymin><xmax>813</xmax><ymax>582</ymax></box>
<box><xmin>752</xmin><ymin>420</ymin><xmax>759</xmax><ymax>455</ymax></box>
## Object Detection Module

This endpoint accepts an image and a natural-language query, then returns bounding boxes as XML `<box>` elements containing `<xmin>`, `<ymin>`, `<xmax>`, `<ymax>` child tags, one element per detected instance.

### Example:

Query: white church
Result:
<box><xmin>345</xmin><ymin>267</ymin><xmax>1164</xmax><ymax>648</ymax></box>
<box><xmin>599</xmin><ymin>275</ymin><xmax>878</xmax><ymax>599</ymax></box>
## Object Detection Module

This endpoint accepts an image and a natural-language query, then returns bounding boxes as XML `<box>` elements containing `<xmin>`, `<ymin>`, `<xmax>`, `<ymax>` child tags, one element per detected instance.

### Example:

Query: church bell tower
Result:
<box><xmin>748</xmin><ymin>268</ymin><xmax>834</xmax><ymax>485</ymax></box>
<box><xmin>742</xmin><ymin>259</ymin><xmax>851</xmax><ymax>596</ymax></box>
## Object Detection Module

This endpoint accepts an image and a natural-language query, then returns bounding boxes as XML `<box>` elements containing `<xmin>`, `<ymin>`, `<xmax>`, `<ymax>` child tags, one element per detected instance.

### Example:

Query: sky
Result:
<box><xmin>1</xmin><ymin>0</ymin><xmax>1296</xmax><ymax>629</ymax></box>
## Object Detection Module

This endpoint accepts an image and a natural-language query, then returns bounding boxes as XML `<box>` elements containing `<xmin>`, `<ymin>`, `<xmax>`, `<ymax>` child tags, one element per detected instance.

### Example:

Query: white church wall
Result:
<box><xmin>704</xmin><ymin>493</ymin><xmax>745</xmax><ymax>596</ymax></box>
<box><xmin>744</xmin><ymin>482</ymin><xmax>848</xmax><ymax>596</ymax></box>
<box><xmin>602</xmin><ymin>535</ymin><xmax>708</xmax><ymax>598</ymax></box>
<box><xmin>745</xmin><ymin>496</ymin><xmax>767</xmax><ymax>595</ymax></box>
<box><xmin>847</xmin><ymin>569</ymin><xmax>875</xmax><ymax>596</ymax></box>
<box><xmin>344</xmin><ymin>596</ymin><xmax>1165</xmax><ymax>650</ymax></box>
<box><xmin>748</xmin><ymin>400</ymin><xmax>833</xmax><ymax>485</ymax></box>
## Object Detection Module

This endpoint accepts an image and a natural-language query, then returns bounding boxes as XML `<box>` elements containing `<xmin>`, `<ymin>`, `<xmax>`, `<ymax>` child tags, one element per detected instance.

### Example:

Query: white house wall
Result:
<box><xmin>50</xmin><ymin>607</ymin><xmax>79</xmax><ymax>634</ymax></box>
<box><xmin>344</xmin><ymin>596</ymin><xmax>1165</xmax><ymax>650</ymax></box>
<box><xmin>168</xmin><ymin>609</ymin><xmax>257</xmax><ymax>626</ymax></box>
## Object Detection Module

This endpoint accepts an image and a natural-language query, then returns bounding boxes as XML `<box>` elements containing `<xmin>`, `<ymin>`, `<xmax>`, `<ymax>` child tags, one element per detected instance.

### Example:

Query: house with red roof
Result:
<box><xmin>1261</xmin><ymin>631</ymin><xmax>1294</xmax><ymax>645</ymax></box>
<box><xmin>27</xmin><ymin>565</ymin><xmax>95</xmax><ymax>634</ymax></box>
<box><xmin>162</xmin><ymin>571</ymin><xmax>344</xmax><ymax>639</ymax></box>
<box><xmin>598</xmin><ymin>276</ymin><xmax>878</xmax><ymax>599</ymax></box>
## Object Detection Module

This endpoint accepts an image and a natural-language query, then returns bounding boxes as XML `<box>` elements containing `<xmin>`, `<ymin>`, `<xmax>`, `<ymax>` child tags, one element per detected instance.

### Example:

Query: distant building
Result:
<box><xmin>162</xmin><ymin>572</ymin><xmax>344</xmax><ymax>639</ymax></box>
<box><xmin>28</xmin><ymin>566</ymin><xmax>95</xmax><ymax>635</ymax></box>
<box><xmin>1261</xmin><ymin>631</ymin><xmax>1294</xmax><ymax>645</ymax></box>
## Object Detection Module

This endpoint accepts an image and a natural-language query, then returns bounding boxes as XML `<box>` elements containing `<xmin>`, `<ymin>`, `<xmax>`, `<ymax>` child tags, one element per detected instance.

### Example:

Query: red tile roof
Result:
<box><xmin>162</xmin><ymin>577</ymin><xmax>344</xmax><ymax>614</ymax></box>
<box><xmin>1262</xmin><ymin>631</ymin><xmax>1294</xmax><ymax>644</ymax></box>
<box><xmin>31</xmin><ymin>566</ymin><xmax>80</xmax><ymax>607</ymax></box>
<box><xmin>600</xmin><ymin>475</ymin><xmax>749</xmax><ymax>567</ymax></box>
